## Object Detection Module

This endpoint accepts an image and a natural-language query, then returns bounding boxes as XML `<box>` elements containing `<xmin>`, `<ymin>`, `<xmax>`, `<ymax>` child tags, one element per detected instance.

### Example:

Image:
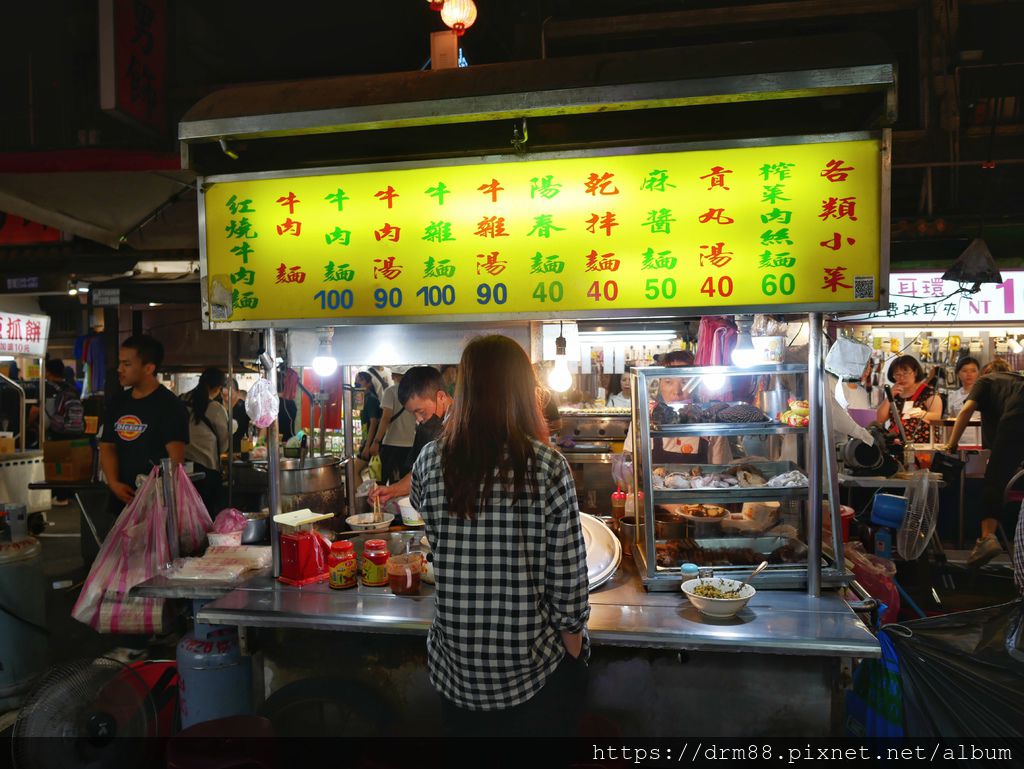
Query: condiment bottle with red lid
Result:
<box><xmin>328</xmin><ymin>540</ymin><xmax>357</xmax><ymax>589</ymax></box>
<box><xmin>610</xmin><ymin>486</ymin><xmax>627</xmax><ymax>521</ymax></box>
<box><xmin>360</xmin><ymin>539</ymin><xmax>390</xmax><ymax>587</ymax></box>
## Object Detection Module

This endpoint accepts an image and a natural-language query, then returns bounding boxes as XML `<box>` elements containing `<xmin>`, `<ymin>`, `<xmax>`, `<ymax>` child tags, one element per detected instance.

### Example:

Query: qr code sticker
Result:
<box><xmin>854</xmin><ymin>276</ymin><xmax>875</xmax><ymax>299</ymax></box>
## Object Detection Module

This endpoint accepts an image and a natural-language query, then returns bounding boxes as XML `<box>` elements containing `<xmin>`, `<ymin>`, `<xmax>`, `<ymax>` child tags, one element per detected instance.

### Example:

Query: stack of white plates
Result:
<box><xmin>579</xmin><ymin>513</ymin><xmax>621</xmax><ymax>590</ymax></box>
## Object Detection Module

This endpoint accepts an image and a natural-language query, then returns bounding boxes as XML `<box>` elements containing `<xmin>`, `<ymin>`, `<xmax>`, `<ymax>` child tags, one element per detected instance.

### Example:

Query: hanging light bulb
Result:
<box><xmin>311</xmin><ymin>328</ymin><xmax>338</xmax><ymax>378</ymax></box>
<box><xmin>547</xmin><ymin>323</ymin><xmax>572</xmax><ymax>393</ymax></box>
<box><xmin>731</xmin><ymin>315</ymin><xmax>759</xmax><ymax>368</ymax></box>
<box><xmin>702</xmin><ymin>373</ymin><xmax>727</xmax><ymax>392</ymax></box>
<box><xmin>441</xmin><ymin>0</ymin><xmax>476</xmax><ymax>35</ymax></box>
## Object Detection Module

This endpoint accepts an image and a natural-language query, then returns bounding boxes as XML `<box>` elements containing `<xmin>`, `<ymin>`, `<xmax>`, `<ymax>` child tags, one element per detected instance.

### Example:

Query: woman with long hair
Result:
<box><xmin>183</xmin><ymin>367</ymin><xmax>231</xmax><ymax>514</ymax></box>
<box><xmin>411</xmin><ymin>335</ymin><xmax>589</xmax><ymax>737</ymax></box>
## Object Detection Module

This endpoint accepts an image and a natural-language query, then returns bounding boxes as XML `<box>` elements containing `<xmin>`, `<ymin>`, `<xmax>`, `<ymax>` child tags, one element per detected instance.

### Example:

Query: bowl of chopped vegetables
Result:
<box><xmin>681</xmin><ymin>577</ymin><xmax>756</xmax><ymax>618</ymax></box>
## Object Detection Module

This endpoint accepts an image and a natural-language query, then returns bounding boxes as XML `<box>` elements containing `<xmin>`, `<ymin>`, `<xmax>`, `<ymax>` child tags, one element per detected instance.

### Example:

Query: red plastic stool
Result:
<box><xmin>165</xmin><ymin>715</ymin><xmax>277</xmax><ymax>769</ymax></box>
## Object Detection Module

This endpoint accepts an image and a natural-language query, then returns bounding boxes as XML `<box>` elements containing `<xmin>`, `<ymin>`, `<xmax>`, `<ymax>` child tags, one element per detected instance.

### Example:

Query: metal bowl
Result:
<box><xmin>241</xmin><ymin>511</ymin><xmax>269</xmax><ymax>544</ymax></box>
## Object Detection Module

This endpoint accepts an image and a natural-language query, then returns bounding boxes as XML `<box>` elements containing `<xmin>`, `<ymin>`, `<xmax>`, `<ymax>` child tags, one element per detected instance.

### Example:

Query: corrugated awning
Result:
<box><xmin>0</xmin><ymin>149</ymin><xmax>197</xmax><ymax>250</ymax></box>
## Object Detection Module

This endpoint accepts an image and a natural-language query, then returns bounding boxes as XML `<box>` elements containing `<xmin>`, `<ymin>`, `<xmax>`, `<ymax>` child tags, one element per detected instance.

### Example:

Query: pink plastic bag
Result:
<box><xmin>212</xmin><ymin>508</ymin><xmax>247</xmax><ymax>534</ymax></box>
<box><xmin>245</xmin><ymin>378</ymin><xmax>279</xmax><ymax>429</ymax></box>
<box><xmin>72</xmin><ymin>468</ymin><xmax>171</xmax><ymax>634</ymax></box>
<box><xmin>174</xmin><ymin>464</ymin><xmax>213</xmax><ymax>555</ymax></box>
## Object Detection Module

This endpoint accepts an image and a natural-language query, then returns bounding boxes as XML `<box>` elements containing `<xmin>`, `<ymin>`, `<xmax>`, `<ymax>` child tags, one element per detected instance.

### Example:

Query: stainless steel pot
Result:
<box><xmin>617</xmin><ymin>516</ymin><xmax>637</xmax><ymax>556</ymax></box>
<box><xmin>241</xmin><ymin>511</ymin><xmax>269</xmax><ymax>544</ymax></box>
<box><xmin>237</xmin><ymin>456</ymin><xmax>348</xmax><ymax>524</ymax></box>
<box><xmin>279</xmin><ymin>456</ymin><xmax>344</xmax><ymax>495</ymax></box>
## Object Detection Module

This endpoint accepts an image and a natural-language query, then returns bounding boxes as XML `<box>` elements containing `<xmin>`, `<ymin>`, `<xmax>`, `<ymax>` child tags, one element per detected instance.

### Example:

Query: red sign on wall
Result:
<box><xmin>99</xmin><ymin>0</ymin><xmax>167</xmax><ymax>134</ymax></box>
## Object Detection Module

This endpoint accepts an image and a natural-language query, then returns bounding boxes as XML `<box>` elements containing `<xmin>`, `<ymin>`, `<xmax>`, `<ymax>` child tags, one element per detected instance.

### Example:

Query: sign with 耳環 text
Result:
<box><xmin>200</xmin><ymin>136</ymin><xmax>886</xmax><ymax>327</ymax></box>
<box><xmin>842</xmin><ymin>270</ymin><xmax>1024</xmax><ymax>323</ymax></box>
<box><xmin>0</xmin><ymin>312</ymin><xmax>50</xmax><ymax>357</ymax></box>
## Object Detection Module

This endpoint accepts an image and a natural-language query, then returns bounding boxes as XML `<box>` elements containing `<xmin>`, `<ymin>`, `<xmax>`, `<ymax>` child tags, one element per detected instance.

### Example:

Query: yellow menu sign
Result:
<box><xmin>201</xmin><ymin>137</ymin><xmax>884</xmax><ymax>326</ymax></box>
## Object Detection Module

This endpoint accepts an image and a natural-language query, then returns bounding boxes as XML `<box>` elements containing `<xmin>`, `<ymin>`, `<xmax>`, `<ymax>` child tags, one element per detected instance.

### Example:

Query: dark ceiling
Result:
<box><xmin>1</xmin><ymin>0</ymin><xmax>1023</xmax><ymax>279</ymax></box>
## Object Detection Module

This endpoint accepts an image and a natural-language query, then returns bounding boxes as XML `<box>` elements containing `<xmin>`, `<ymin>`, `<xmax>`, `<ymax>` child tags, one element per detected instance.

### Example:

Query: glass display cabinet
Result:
<box><xmin>629</xmin><ymin>362</ymin><xmax>845</xmax><ymax>591</ymax></box>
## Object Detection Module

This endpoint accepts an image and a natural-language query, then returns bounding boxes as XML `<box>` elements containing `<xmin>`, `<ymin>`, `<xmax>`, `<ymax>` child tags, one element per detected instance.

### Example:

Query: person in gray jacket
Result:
<box><xmin>183</xmin><ymin>367</ymin><xmax>232</xmax><ymax>515</ymax></box>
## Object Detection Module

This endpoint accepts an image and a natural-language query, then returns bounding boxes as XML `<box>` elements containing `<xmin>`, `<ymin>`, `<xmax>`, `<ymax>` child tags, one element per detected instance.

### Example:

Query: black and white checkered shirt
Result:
<box><xmin>411</xmin><ymin>438</ymin><xmax>590</xmax><ymax>711</ymax></box>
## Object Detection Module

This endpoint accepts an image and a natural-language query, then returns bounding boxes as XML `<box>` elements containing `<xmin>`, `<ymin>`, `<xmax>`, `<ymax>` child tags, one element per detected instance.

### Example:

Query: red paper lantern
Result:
<box><xmin>441</xmin><ymin>0</ymin><xmax>476</xmax><ymax>35</ymax></box>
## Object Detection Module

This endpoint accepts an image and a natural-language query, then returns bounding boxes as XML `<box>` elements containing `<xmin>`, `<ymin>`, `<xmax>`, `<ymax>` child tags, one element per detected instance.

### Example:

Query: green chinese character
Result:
<box><xmin>760</xmin><ymin>208</ymin><xmax>793</xmax><ymax>225</ymax></box>
<box><xmin>423</xmin><ymin>257</ymin><xmax>456</xmax><ymax>278</ymax></box>
<box><xmin>232</xmin><ymin>289</ymin><xmax>259</xmax><ymax>309</ymax></box>
<box><xmin>640</xmin><ymin>169</ymin><xmax>676</xmax><ymax>192</ymax></box>
<box><xmin>640</xmin><ymin>247</ymin><xmax>676</xmax><ymax>270</ymax></box>
<box><xmin>759</xmin><ymin>162</ymin><xmax>795</xmax><ymax>181</ymax></box>
<box><xmin>325</xmin><ymin>188</ymin><xmax>350</xmax><ymax>211</ymax></box>
<box><xmin>527</xmin><ymin>214</ymin><xmax>566</xmax><ymax>238</ymax></box>
<box><xmin>324</xmin><ymin>261</ymin><xmax>354</xmax><ymax>282</ymax></box>
<box><xmin>529</xmin><ymin>175</ymin><xmax>562</xmax><ymax>200</ymax></box>
<box><xmin>760</xmin><ymin>228</ymin><xmax>793</xmax><ymax>246</ymax></box>
<box><xmin>230</xmin><ymin>266</ymin><xmax>255</xmax><ymax>285</ymax></box>
<box><xmin>529</xmin><ymin>252</ymin><xmax>565</xmax><ymax>274</ymax></box>
<box><xmin>225</xmin><ymin>195</ymin><xmax>255</xmax><ymax>215</ymax></box>
<box><xmin>422</xmin><ymin>220</ymin><xmax>455</xmax><ymax>243</ymax></box>
<box><xmin>426</xmin><ymin>182</ymin><xmax>450</xmax><ymax>205</ymax></box>
<box><xmin>325</xmin><ymin>227</ymin><xmax>351</xmax><ymax>246</ymax></box>
<box><xmin>230</xmin><ymin>242</ymin><xmax>255</xmax><ymax>263</ymax></box>
<box><xmin>642</xmin><ymin>208</ymin><xmax>676</xmax><ymax>234</ymax></box>
<box><xmin>761</xmin><ymin>184</ymin><xmax>791</xmax><ymax>206</ymax></box>
<box><xmin>225</xmin><ymin>218</ymin><xmax>258</xmax><ymax>239</ymax></box>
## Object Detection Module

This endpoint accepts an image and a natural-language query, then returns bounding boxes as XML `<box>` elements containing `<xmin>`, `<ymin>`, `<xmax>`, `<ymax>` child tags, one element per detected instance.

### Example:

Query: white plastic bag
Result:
<box><xmin>246</xmin><ymin>377</ymin><xmax>279</xmax><ymax>429</ymax></box>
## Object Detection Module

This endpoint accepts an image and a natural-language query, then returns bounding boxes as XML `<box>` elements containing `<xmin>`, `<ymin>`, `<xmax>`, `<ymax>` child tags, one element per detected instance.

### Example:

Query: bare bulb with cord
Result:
<box><xmin>702</xmin><ymin>373</ymin><xmax>727</xmax><ymax>392</ymax></box>
<box><xmin>548</xmin><ymin>357</ymin><xmax>572</xmax><ymax>392</ymax></box>
<box><xmin>311</xmin><ymin>355</ymin><xmax>338</xmax><ymax>378</ymax></box>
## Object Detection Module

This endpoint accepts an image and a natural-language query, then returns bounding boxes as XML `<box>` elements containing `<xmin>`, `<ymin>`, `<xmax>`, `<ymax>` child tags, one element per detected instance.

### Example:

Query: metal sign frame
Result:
<box><xmin>198</xmin><ymin>129</ymin><xmax>891</xmax><ymax>330</ymax></box>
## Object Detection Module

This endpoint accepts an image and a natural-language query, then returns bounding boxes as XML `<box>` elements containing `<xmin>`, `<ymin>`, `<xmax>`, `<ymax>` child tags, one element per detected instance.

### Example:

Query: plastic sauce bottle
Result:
<box><xmin>361</xmin><ymin>539</ymin><xmax>390</xmax><ymax>587</ymax></box>
<box><xmin>611</xmin><ymin>487</ymin><xmax>627</xmax><ymax>521</ymax></box>
<box><xmin>328</xmin><ymin>540</ymin><xmax>357</xmax><ymax>589</ymax></box>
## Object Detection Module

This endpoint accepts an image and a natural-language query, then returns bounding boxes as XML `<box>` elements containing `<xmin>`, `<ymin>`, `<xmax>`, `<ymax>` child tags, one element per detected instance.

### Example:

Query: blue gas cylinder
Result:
<box><xmin>176</xmin><ymin>621</ymin><xmax>253</xmax><ymax>728</ymax></box>
<box><xmin>0</xmin><ymin>537</ymin><xmax>48</xmax><ymax>710</ymax></box>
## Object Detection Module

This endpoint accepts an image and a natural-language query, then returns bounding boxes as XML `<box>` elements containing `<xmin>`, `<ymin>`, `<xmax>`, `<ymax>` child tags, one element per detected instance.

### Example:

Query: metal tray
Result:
<box><xmin>652</xmin><ymin>461</ymin><xmax>806</xmax><ymax>491</ymax></box>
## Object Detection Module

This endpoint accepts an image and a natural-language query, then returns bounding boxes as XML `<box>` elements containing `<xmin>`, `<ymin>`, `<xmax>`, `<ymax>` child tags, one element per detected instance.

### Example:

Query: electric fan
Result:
<box><xmin>897</xmin><ymin>471</ymin><xmax>939</xmax><ymax>560</ymax></box>
<box><xmin>11</xmin><ymin>657</ymin><xmax>158</xmax><ymax>769</ymax></box>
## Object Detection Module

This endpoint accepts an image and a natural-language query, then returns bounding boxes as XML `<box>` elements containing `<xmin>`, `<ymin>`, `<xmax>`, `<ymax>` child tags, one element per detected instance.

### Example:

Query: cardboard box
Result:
<box><xmin>44</xmin><ymin>439</ymin><xmax>94</xmax><ymax>481</ymax></box>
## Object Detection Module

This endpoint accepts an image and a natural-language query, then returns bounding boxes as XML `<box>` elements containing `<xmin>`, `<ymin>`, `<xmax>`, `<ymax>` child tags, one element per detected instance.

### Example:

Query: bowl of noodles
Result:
<box><xmin>681</xmin><ymin>577</ymin><xmax>756</xmax><ymax>618</ymax></box>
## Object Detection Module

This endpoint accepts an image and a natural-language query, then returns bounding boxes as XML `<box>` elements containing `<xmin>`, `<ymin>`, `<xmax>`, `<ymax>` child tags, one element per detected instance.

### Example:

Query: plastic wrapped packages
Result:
<box><xmin>212</xmin><ymin>508</ymin><xmax>248</xmax><ymax>534</ymax></box>
<box><xmin>168</xmin><ymin>545</ymin><xmax>272</xmax><ymax>581</ymax></box>
<box><xmin>246</xmin><ymin>378</ymin><xmax>279</xmax><ymax>429</ymax></box>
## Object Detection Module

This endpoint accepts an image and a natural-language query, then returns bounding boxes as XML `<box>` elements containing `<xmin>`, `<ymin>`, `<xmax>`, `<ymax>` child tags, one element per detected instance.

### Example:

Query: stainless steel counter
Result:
<box><xmin>197</xmin><ymin>562</ymin><xmax>879</xmax><ymax>659</ymax></box>
<box><xmin>132</xmin><ymin>569</ymin><xmax>274</xmax><ymax>600</ymax></box>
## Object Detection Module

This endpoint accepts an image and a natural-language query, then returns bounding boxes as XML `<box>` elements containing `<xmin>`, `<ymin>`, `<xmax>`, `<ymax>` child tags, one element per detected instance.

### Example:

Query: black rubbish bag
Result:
<box><xmin>882</xmin><ymin>600</ymin><xmax>1024</xmax><ymax>739</ymax></box>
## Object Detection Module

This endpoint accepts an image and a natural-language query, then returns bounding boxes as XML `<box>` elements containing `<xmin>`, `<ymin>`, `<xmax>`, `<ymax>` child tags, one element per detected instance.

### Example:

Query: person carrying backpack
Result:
<box><xmin>182</xmin><ymin>367</ymin><xmax>232</xmax><ymax>515</ymax></box>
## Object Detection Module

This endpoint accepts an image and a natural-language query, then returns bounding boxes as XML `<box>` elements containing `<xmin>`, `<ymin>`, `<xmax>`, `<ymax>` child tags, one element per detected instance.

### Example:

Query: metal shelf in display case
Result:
<box><xmin>627</xmin><ymin>325</ymin><xmax>847</xmax><ymax>592</ymax></box>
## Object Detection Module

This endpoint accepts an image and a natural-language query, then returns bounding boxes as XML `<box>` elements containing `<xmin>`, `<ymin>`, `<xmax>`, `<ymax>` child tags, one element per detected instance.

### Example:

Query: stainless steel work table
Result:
<box><xmin>196</xmin><ymin>563</ymin><xmax>880</xmax><ymax>659</ymax></box>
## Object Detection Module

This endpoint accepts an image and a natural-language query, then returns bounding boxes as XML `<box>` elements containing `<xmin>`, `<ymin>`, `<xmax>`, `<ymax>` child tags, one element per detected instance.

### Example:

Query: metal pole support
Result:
<box><xmin>161</xmin><ymin>457</ymin><xmax>180</xmax><ymax>560</ymax></box>
<box><xmin>265</xmin><ymin>331</ymin><xmax>282</xmax><ymax>578</ymax></box>
<box><xmin>807</xmin><ymin>313</ymin><xmax>823</xmax><ymax>598</ymax></box>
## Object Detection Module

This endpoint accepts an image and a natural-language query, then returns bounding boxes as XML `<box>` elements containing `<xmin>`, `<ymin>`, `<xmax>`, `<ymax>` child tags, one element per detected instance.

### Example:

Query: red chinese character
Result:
<box><xmin>375</xmin><ymin>186</ymin><xmax>399</xmax><ymax>208</ymax></box>
<box><xmin>699</xmin><ymin>166</ymin><xmax>733</xmax><ymax>191</ymax></box>
<box><xmin>374</xmin><ymin>223</ymin><xmax>401</xmax><ymax>243</ymax></box>
<box><xmin>584</xmin><ymin>172</ymin><xmax>619</xmax><ymax>196</ymax></box>
<box><xmin>276</xmin><ymin>192</ymin><xmax>300</xmax><ymax>214</ymax></box>
<box><xmin>819</xmin><ymin>232</ymin><xmax>857</xmax><ymax>251</ymax></box>
<box><xmin>6</xmin><ymin>318</ymin><xmax>22</xmax><ymax>340</ymax></box>
<box><xmin>476</xmin><ymin>251</ymin><xmax>508</xmax><ymax>276</ymax></box>
<box><xmin>584</xmin><ymin>250</ymin><xmax>620</xmax><ymax>272</ymax></box>
<box><xmin>698</xmin><ymin>208</ymin><xmax>734</xmax><ymax>225</ymax></box>
<box><xmin>819</xmin><ymin>196</ymin><xmax>858</xmax><ymax>221</ymax></box>
<box><xmin>822</xmin><ymin>266</ymin><xmax>852</xmax><ymax>293</ymax></box>
<box><xmin>276</xmin><ymin>218</ymin><xmax>302</xmax><ymax>236</ymax></box>
<box><xmin>699</xmin><ymin>242</ymin><xmax>734</xmax><ymax>268</ymax></box>
<box><xmin>25</xmin><ymin>321</ymin><xmax>41</xmax><ymax>344</ymax></box>
<box><xmin>374</xmin><ymin>257</ymin><xmax>403</xmax><ymax>281</ymax></box>
<box><xmin>275</xmin><ymin>264</ymin><xmax>307</xmax><ymax>284</ymax></box>
<box><xmin>478</xmin><ymin>179</ymin><xmax>504</xmax><ymax>203</ymax></box>
<box><xmin>475</xmin><ymin>216</ymin><xmax>510</xmax><ymax>238</ymax></box>
<box><xmin>585</xmin><ymin>212</ymin><xmax>619</xmax><ymax>236</ymax></box>
<box><xmin>821</xmin><ymin>160</ymin><xmax>854</xmax><ymax>183</ymax></box>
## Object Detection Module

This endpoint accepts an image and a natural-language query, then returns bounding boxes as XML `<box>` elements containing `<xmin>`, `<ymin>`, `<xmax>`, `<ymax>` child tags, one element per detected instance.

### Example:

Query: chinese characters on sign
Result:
<box><xmin>0</xmin><ymin>312</ymin><xmax>50</xmax><ymax>357</ymax></box>
<box><xmin>843</xmin><ymin>271</ymin><xmax>1024</xmax><ymax>323</ymax></box>
<box><xmin>203</xmin><ymin>139</ymin><xmax>882</xmax><ymax>324</ymax></box>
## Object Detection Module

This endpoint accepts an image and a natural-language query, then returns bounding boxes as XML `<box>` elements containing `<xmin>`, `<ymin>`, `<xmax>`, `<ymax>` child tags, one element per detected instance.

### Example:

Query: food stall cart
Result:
<box><xmin>164</xmin><ymin>42</ymin><xmax>892</xmax><ymax>735</ymax></box>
